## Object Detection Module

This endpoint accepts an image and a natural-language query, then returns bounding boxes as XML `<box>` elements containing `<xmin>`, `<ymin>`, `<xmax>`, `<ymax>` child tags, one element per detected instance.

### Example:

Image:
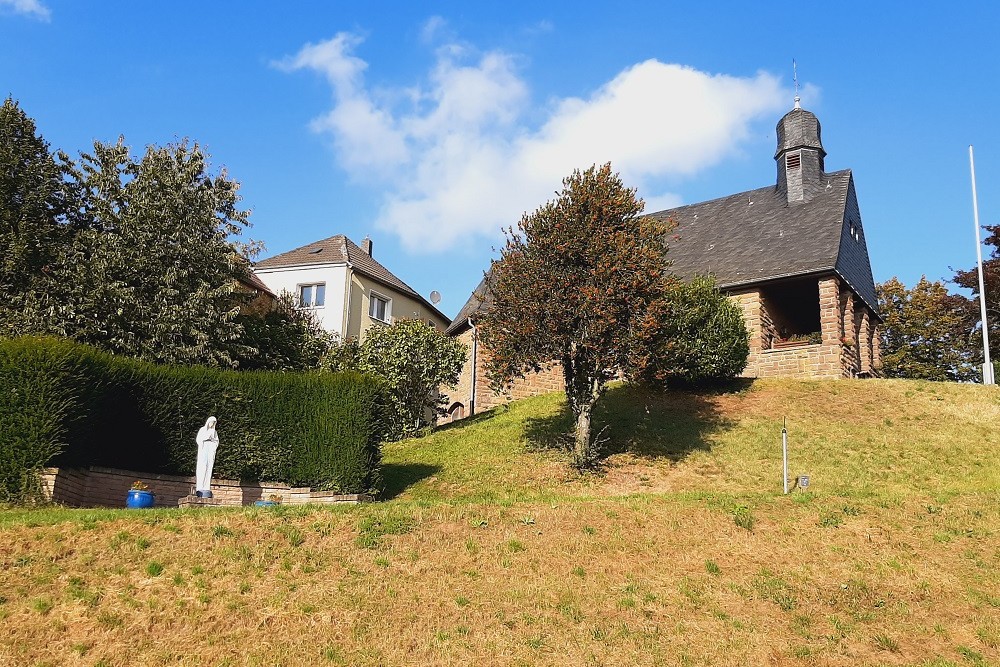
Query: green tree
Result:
<box><xmin>46</xmin><ymin>138</ymin><xmax>254</xmax><ymax>366</ymax></box>
<box><xmin>323</xmin><ymin>319</ymin><xmax>467</xmax><ymax>439</ymax></box>
<box><xmin>234</xmin><ymin>291</ymin><xmax>337</xmax><ymax>370</ymax></box>
<box><xmin>877</xmin><ymin>276</ymin><xmax>977</xmax><ymax>381</ymax></box>
<box><xmin>479</xmin><ymin>164</ymin><xmax>672</xmax><ymax>466</ymax></box>
<box><xmin>628</xmin><ymin>276</ymin><xmax>749</xmax><ymax>387</ymax></box>
<box><xmin>953</xmin><ymin>223</ymin><xmax>1000</xmax><ymax>362</ymax></box>
<box><xmin>0</xmin><ymin>97</ymin><xmax>80</xmax><ymax>336</ymax></box>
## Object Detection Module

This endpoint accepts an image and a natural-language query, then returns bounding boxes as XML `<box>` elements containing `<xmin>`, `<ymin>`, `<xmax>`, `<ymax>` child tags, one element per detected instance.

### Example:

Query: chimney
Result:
<box><xmin>361</xmin><ymin>236</ymin><xmax>373</xmax><ymax>257</ymax></box>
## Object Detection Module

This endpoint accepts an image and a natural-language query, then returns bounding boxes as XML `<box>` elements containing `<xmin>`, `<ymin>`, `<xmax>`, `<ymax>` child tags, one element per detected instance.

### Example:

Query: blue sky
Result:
<box><xmin>4</xmin><ymin>1</ymin><xmax>1000</xmax><ymax>319</ymax></box>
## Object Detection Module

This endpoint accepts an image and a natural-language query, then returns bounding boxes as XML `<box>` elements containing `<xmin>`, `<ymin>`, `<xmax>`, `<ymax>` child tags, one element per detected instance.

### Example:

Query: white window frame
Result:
<box><xmin>297</xmin><ymin>282</ymin><xmax>326</xmax><ymax>309</ymax></box>
<box><xmin>369</xmin><ymin>290</ymin><xmax>391</xmax><ymax>323</ymax></box>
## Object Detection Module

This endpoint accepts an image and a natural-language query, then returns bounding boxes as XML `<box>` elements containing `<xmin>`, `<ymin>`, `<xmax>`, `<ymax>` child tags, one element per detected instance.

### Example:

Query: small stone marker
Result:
<box><xmin>798</xmin><ymin>475</ymin><xmax>810</xmax><ymax>489</ymax></box>
<box><xmin>178</xmin><ymin>494</ymin><xmax>222</xmax><ymax>509</ymax></box>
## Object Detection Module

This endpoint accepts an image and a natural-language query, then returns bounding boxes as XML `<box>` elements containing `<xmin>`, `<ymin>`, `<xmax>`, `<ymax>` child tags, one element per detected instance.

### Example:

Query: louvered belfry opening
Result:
<box><xmin>786</xmin><ymin>151</ymin><xmax>801</xmax><ymax>170</ymax></box>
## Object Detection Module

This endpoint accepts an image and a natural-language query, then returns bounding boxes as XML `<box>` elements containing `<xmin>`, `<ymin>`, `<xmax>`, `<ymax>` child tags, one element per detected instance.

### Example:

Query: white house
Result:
<box><xmin>252</xmin><ymin>235</ymin><xmax>450</xmax><ymax>338</ymax></box>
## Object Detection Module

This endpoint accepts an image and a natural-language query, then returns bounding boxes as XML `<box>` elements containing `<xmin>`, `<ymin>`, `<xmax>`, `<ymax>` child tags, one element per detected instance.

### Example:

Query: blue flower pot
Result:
<box><xmin>253</xmin><ymin>500</ymin><xmax>278</xmax><ymax>507</ymax></box>
<box><xmin>126</xmin><ymin>490</ymin><xmax>155</xmax><ymax>509</ymax></box>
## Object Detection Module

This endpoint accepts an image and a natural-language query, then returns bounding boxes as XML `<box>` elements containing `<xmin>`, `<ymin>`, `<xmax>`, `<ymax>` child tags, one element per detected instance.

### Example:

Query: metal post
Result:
<box><xmin>969</xmin><ymin>146</ymin><xmax>995</xmax><ymax>384</ymax></box>
<box><xmin>782</xmin><ymin>417</ymin><xmax>789</xmax><ymax>494</ymax></box>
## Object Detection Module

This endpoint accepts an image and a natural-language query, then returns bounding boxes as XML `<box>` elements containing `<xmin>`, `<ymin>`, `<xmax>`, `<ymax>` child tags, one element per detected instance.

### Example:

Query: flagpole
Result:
<box><xmin>969</xmin><ymin>145</ymin><xmax>995</xmax><ymax>384</ymax></box>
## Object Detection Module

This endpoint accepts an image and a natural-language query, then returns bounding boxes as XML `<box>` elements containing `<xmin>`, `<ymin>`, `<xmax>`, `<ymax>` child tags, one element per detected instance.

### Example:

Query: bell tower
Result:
<box><xmin>775</xmin><ymin>97</ymin><xmax>826</xmax><ymax>204</ymax></box>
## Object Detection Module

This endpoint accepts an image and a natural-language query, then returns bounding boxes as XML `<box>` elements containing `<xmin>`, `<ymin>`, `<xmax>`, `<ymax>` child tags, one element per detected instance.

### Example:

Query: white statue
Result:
<box><xmin>195</xmin><ymin>416</ymin><xmax>219</xmax><ymax>498</ymax></box>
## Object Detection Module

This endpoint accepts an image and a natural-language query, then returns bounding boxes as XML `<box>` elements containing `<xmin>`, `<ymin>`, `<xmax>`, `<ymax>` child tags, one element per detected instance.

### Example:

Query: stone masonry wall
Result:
<box><xmin>441</xmin><ymin>328</ymin><xmax>476</xmax><ymax>419</ymax></box>
<box><xmin>440</xmin><ymin>326</ymin><xmax>565</xmax><ymax>419</ymax></box>
<box><xmin>731</xmin><ymin>277</ymin><xmax>878</xmax><ymax>380</ymax></box>
<box><xmin>728</xmin><ymin>287</ymin><xmax>843</xmax><ymax>379</ymax></box>
<box><xmin>442</xmin><ymin>275</ymin><xmax>881</xmax><ymax>422</ymax></box>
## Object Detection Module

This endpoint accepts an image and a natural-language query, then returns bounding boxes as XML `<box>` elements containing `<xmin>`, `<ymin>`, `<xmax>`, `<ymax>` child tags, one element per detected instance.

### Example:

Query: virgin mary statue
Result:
<box><xmin>195</xmin><ymin>416</ymin><xmax>219</xmax><ymax>498</ymax></box>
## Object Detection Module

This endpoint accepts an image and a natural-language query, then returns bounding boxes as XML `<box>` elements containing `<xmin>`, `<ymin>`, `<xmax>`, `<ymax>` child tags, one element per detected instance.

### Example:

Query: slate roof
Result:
<box><xmin>650</xmin><ymin>170</ymin><xmax>852</xmax><ymax>287</ymax></box>
<box><xmin>447</xmin><ymin>168</ymin><xmax>881</xmax><ymax>334</ymax></box>
<box><xmin>648</xmin><ymin>168</ymin><xmax>879</xmax><ymax>314</ymax></box>
<box><xmin>445</xmin><ymin>274</ymin><xmax>491</xmax><ymax>335</ymax></box>
<box><xmin>650</xmin><ymin>169</ymin><xmax>878</xmax><ymax>313</ymax></box>
<box><xmin>254</xmin><ymin>234</ymin><xmax>450</xmax><ymax>324</ymax></box>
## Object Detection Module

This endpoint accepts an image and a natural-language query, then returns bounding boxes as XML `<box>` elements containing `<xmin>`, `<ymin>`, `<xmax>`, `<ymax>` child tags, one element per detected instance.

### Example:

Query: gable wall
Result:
<box><xmin>835</xmin><ymin>177</ymin><xmax>880</xmax><ymax>314</ymax></box>
<box><xmin>346</xmin><ymin>272</ymin><xmax>450</xmax><ymax>340</ymax></box>
<box><xmin>253</xmin><ymin>264</ymin><xmax>349</xmax><ymax>336</ymax></box>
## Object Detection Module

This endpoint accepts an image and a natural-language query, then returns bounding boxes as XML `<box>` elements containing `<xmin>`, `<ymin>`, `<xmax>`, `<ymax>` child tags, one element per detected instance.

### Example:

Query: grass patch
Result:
<box><xmin>2</xmin><ymin>379</ymin><xmax>999</xmax><ymax>665</ymax></box>
<box><xmin>355</xmin><ymin>509</ymin><xmax>416</xmax><ymax>549</ymax></box>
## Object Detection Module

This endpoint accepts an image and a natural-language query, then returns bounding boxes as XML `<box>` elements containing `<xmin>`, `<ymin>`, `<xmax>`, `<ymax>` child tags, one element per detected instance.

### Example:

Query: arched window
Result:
<box><xmin>448</xmin><ymin>402</ymin><xmax>465</xmax><ymax>421</ymax></box>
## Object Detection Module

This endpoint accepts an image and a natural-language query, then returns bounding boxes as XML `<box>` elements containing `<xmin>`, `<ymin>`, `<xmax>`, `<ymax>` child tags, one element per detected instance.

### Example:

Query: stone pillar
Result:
<box><xmin>840</xmin><ymin>291</ymin><xmax>856</xmax><ymax>346</ymax></box>
<box><xmin>872</xmin><ymin>324</ymin><xmax>882</xmax><ymax>373</ymax></box>
<box><xmin>859</xmin><ymin>307</ymin><xmax>872</xmax><ymax>374</ymax></box>
<box><xmin>840</xmin><ymin>291</ymin><xmax>858</xmax><ymax>377</ymax></box>
<box><xmin>728</xmin><ymin>290</ymin><xmax>762</xmax><ymax>377</ymax></box>
<box><xmin>818</xmin><ymin>277</ymin><xmax>845</xmax><ymax>378</ymax></box>
<box><xmin>819</xmin><ymin>277</ymin><xmax>842</xmax><ymax>346</ymax></box>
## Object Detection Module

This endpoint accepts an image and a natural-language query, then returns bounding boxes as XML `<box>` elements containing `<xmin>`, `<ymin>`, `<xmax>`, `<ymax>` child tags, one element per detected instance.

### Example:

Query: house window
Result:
<box><xmin>427</xmin><ymin>320</ymin><xmax>437</xmax><ymax>329</ymax></box>
<box><xmin>369</xmin><ymin>292</ymin><xmax>390</xmax><ymax>323</ymax></box>
<box><xmin>298</xmin><ymin>283</ymin><xmax>325</xmax><ymax>308</ymax></box>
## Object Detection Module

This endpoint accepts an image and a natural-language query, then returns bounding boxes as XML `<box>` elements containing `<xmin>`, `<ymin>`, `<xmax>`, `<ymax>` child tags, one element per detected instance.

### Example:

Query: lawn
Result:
<box><xmin>1</xmin><ymin>378</ymin><xmax>998</xmax><ymax>666</ymax></box>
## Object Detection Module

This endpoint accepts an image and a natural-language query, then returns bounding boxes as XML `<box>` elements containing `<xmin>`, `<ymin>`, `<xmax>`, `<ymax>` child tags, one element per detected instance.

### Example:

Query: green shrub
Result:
<box><xmin>322</xmin><ymin>319</ymin><xmax>466</xmax><ymax>440</ymax></box>
<box><xmin>0</xmin><ymin>338</ymin><xmax>88</xmax><ymax>502</ymax></box>
<box><xmin>0</xmin><ymin>337</ymin><xmax>385</xmax><ymax>501</ymax></box>
<box><xmin>628</xmin><ymin>275</ymin><xmax>750</xmax><ymax>388</ymax></box>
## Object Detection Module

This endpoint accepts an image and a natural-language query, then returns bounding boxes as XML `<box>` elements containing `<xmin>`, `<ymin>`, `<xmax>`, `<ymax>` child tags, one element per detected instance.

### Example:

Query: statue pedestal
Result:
<box><xmin>178</xmin><ymin>494</ymin><xmax>223</xmax><ymax>509</ymax></box>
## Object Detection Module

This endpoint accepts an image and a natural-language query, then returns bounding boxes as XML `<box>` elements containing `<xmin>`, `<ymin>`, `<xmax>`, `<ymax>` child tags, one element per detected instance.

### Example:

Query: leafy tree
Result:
<box><xmin>0</xmin><ymin>97</ymin><xmax>80</xmax><ymax>337</ymax></box>
<box><xmin>479</xmin><ymin>163</ymin><xmax>671</xmax><ymax>466</ymax></box>
<box><xmin>2</xmin><ymin>98</ymin><xmax>258</xmax><ymax>366</ymax></box>
<box><xmin>63</xmin><ymin>138</ymin><xmax>254</xmax><ymax>365</ymax></box>
<box><xmin>234</xmin><ymin>291</ymin><xmax>337</xmax><ymax>371</ymax></box>
<box><xmin>3</xmin><ymin>99</ymin><xmax>336</xmax><ymax>370</ymax></box>
<box><xmin>877</xmin><ymin>276</ymin><xmax>977</xmax><ymax>381</ymax></box>
<box><xmin>953</xmin><ymin>223</ymin><xmax>1000</xmax><ymax>362</ymax></box>
<box><xmin>628</xmin><ymin>276</ymin><xmax>749</xmax><ymax>387</ymax></box>
<box><xmin>322</xmin><ymin>319</ymin><xmax>467</xmax><ymax>439</ymax></box>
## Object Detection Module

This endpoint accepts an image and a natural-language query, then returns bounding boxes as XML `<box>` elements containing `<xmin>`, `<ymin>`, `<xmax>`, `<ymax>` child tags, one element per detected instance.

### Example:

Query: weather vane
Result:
<box><xmin>793</xmin><ymin>59</ymin><xmax>801</xmax><ymax>109</ymax></box>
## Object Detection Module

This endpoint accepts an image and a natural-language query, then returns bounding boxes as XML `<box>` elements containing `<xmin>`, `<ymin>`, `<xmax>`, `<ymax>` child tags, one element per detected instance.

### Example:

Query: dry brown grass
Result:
<box><xmin>2</xmin><ymin>378</ymin><xmax>999</xmax><ymax>666</ymax></box>
<box><xmin>1</xmin><ymin>497</ymin><xmax>997</xmax><ymax>666</ymax></box>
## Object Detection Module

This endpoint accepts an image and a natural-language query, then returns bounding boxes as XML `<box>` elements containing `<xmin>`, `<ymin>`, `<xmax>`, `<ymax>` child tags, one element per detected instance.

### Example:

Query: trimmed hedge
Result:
<box><xmin>0</xmin><ymin>337</ymin><xmax>385</xmax><ymax>502</ymax></box>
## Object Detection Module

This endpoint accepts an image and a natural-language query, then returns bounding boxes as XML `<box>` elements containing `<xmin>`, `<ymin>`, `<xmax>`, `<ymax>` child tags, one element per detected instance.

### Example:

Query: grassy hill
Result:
<box><xmin>1</xmin><ymin>379</ymin><xmax>998</xmax><ymax>666</ymax></box>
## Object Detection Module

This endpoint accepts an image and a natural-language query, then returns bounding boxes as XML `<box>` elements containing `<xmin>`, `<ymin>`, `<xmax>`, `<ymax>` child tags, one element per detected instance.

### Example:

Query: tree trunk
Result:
<box><xmin>564</xmin><ymin>345</ymin><xmax>604</xmax><ymax>467</ymax></box>
<box><xmin>574</xmin><ymin>404</ymin><xmax>592</xmax><ymax>465</ymax></box>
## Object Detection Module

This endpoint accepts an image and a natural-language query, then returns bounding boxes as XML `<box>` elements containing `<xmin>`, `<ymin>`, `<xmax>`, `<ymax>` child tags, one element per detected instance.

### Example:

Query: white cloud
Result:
<box><xmin>280</xmin><ymin>32</ymin><xmax>791</xmax><ymax>253</ymax></box>
<box><xmin>0</xmin><ymin>0</ymin><xmax>50</xmax><ymax>20</ymax></box>
<box><xmin>420</xmin><ymin>16</ymin><xmax>447</xmax><ymax>44</ymax></box>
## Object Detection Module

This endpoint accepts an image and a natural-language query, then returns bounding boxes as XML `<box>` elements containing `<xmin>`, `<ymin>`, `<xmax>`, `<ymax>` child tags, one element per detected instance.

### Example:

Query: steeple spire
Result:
<box><xmin>793</xmin><ymin>59</ymin><xmax>801</xmax><ymax>109</ymax></box>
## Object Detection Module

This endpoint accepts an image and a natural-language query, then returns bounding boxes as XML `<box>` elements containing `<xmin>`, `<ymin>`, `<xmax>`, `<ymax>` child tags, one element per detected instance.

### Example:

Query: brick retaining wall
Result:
<box><xmin>40</xmin><ymin>466</ymin><xmax>370</xmax><ymax>508</ymax></box>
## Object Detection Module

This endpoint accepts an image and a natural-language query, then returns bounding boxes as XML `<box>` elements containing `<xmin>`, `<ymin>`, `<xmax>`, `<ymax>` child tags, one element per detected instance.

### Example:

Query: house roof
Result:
<box><xmin>447</xmin><ymin>168</ymin><xmax>880</xmax><ymax>334</ymax></box>
<box><xmin>254</xmin><ymin>234</ymin><xmax>451</xmax><ymax>324</ymax></box>
<box><xmin>237</xmin><ymin>271</ymin><xmax>275</xmax><ymax>296</ymax></box>
<box><xmin>445</xmin><ymin>274</ymin><xmax>491</xmax><ymax>335</ymax></box>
